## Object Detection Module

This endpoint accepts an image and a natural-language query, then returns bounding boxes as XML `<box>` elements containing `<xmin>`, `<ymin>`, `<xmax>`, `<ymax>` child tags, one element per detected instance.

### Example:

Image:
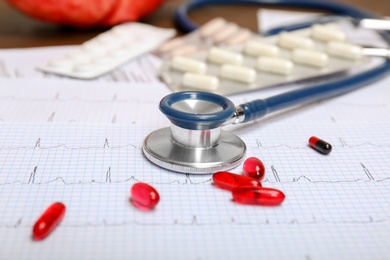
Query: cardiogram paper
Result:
<box><xmin>0</xmin><ymin>76</ymin><xmax>389</xmax><ymax>259</ymax></box>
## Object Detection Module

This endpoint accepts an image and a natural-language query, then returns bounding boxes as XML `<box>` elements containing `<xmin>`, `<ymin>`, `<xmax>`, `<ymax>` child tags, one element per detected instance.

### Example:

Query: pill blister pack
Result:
<box><xmin>157</xmin><ymin>17</ymin><xmax>370</xmax><ymax>96</ymax></box>
<box><xmin>37</xmin><ymin>23</ymin><xmax>176</xmax><ymax>79</ymax></box>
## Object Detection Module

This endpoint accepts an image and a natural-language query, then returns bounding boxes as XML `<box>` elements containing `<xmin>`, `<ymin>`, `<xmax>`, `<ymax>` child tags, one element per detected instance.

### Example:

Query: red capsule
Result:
<box><xmin>130</xmin><ymin>182</ymin><xmax>160</xmax><ymax>210</ymax></box>
<box><xmin>32</xmin><ymin>202</ymin><xmax>66</xmax><ymax>240</ymax></box>
<box><xmin>243</xmin><ymin>157</ymin><xmax>265</xmax><ymax>180</ymax></box>
<box><xmin>212</xmin><ymin>171</ymin><xmax>261</xmax><ymax>191</ymax></box>
<box><xmin>232</xmin><ymin>187</ymin><xmax>285</xmax><ymax>206</ymax></box>
<box><xmin>309</xmin><ymin>136</ymin><xmax>332</xmax><ymax>155</ymax></box>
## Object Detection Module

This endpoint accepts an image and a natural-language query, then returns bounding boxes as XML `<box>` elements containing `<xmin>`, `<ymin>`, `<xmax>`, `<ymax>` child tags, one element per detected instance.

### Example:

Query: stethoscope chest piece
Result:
<box><xmin>143</xmin><ymin>127</ymin><xmax>246</xmax><ymax>174</ymax></box>
<box><xmin>143</xmin><ymin>91</ymin><xmax>246</xmax><ymax>174</ymax></box>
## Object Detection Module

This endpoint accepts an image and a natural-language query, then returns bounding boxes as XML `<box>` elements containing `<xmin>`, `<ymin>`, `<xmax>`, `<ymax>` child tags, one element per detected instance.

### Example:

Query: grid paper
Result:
<box><xmin>0</xmin><ymin>75</ymin><xmax>389</xmax><ymax>259</ymax></box>
<box><xmin>0</xmin><ymin>122</ymin><xmax>389</xmax><ymax>259</ymax></box>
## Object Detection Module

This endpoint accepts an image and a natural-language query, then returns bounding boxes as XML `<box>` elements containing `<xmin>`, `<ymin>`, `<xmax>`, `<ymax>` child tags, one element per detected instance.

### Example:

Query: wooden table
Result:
<box><xmin>0</xmin><ymin>0</ymin><xmax>389</xmax><ymax>48</ymax></box>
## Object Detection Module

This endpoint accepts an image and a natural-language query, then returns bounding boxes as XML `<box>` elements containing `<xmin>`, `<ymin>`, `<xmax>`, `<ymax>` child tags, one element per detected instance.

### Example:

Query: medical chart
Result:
<box><xmin>0</xmin><ymin>75</ymin><xmax>389</xmax><ymax>259</ymax></box>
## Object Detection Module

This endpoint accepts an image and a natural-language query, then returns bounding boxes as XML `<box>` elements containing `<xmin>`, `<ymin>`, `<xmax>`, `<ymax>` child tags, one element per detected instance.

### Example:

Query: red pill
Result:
<box><xmin>232</xmin><ymin>187</ymin><xmax>285</xmax><ymax>206</ymax></box>
<box><xmin>130</xmin><ymin>182</ymin><xmax>160</xmax><ymax>210</ymax></box>
<box><xmin>243</xmin><ymin>157</ymin><xmax>265</xmax><ymax>180</ymax></box>
<box><xmin>212</xmin><ymin>171</ymin><xmax>261</xmax><ymax>191</ymax></box>
<box><xmin>32</xmin><ymin>202</ymin><xmax>66</xmax><ymax>240</ymax></box>
<box><xmin>309</xmin><ymin>136</ymin><xmax>332</xmax><ymax>155</ymax></box>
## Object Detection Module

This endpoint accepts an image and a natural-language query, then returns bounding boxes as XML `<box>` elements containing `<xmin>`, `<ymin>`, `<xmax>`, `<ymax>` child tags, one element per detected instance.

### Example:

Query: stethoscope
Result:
<box><xmin>143</xmin><ymin>0</ymin><xmax>390</xmax><ymax>174</ymax></box>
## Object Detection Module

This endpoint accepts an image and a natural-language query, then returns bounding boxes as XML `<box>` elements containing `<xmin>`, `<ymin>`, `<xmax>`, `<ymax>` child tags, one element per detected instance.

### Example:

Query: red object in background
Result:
<box><xmin>212</xmin><ymin>171</ymin><xmax>262</xmax><ymax>191</ymax></box>
<box><xmin>32</xmin><ymin>202</ymin><xmax>66</xmax><ymax>240</ymax></box>
<box><xmin>130</xmin><ymin>182</ymin><xmax>160</xmax><ymax>210</ymax></box>
<box><xmin>242</xmin><ymin>157</ymin><xmax>266</xmax><ymax>181</ymax></box>
<box><xmin>232</xmin><ymin>187</ymin><xmax>285</xmax><ymax>206</ymax></box>
<box><xmin>5</xmin><ymin>0</ymin><xmax>164</xmax><ymax>28</ymax></box>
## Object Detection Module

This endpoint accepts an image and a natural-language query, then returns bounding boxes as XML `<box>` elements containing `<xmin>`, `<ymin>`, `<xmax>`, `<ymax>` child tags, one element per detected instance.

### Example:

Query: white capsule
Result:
<box><xmin>326</xmin><ymin>41</ymin><xmax>363</xmax><ymax>60</ymax></box>
<box><xmin>311</xmin><ymin>24</ymin><xmax>346</xmax><ymax>42</ymax></box>
<box><xmin>278</xmin><ymin>33</ymin><xmax>314</xmax><ymax>50</ymax></box>
<box><xmin>244</xmin><ymin>41</ymin><xmax>280</xmax><ymax>57</ymax></box>
<box><xmin>171</xmin><ymin>56</ymin><xmax>207</xmax><ymax>74</ymax></box>
<box><xmin>159</xmin><ymin>38</ymin><xmax>186</xmax><ymax>52</ymax></box>
<box><xmin>48</xmin><ymin>57</ymin><xmax>74</xmax><ymax>69</ymax></box>
<box><xmin>200</xmin><ymin>18</ymin><xmax>227</xmax><ymax>38</ymax></box>
<box><xmin>220</xmin><ymin>64</ymin><xmax>256</xmax><ymax>83</ymax></box>
<box><xmin>92</xmin><ymin>53</ymin><xmax>116</xmax><ymax>65</ymax></box>
<box><xmin>67</xmin><ymin>50</ymin><xmax>93</xmax><ymax>63</ymax></box>
<box><xmin>292</xmin><ymin>49</ymin><xmax>329</xmax><ymax>68</ymax></box>
<box><xmin>73</xmin><ymin>61</ymin><xmax>96</xmax><ymax>72</ymax></box>
<box><xmin>208</xmin><ymin>47</ymin><xmax>243</xmax><ymax>65</ymax></box>
<box><xmin>170</xmin><ymin>45</ymin><xmax>198</xmax><ymax>57</ymax></box>
<box><xmin>96</xmin><ymin>32</ymin><xmax>116</xmax><ymax>44</ymax></box>
<box><xmin>182</xmin><ymin>73</ymin><xmax>219</xmax><ymax>90</ymax></box>
<box><xmin>82</xmin><ymin>41</ymin><xmax>103</xmax><ymax>53</ymax></box>
<box><xmin>213</xmin><ymin>23</ymin><xmax>239</xmax><ymax>43</ymax></box>
<box><xmin>256</xmin><ymin>57</ymin><xmax>294</xmax><ymax>75</ymax></box>
<box><xmin>225</xmin><ymin>29</ymin><xmax>251</xmax><ymax>46</ymax></box>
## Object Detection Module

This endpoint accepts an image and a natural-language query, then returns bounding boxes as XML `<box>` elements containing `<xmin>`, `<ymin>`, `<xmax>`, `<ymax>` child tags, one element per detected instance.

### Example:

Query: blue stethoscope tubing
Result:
<box><xmin>175</xmin><ymin>0</ymin><xmax>380</xmax><ymax>33</ymax></box>
<box><xmin>173</xmin><ymin>0</ymin><xmax>390</xmax><ymax>124</ymax></box>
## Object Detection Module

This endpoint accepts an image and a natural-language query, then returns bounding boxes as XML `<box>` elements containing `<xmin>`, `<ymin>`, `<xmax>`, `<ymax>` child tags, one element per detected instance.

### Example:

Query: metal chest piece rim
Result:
<box><xmin>143</xmin><ymin>127</ymin><xmax>246</xmax><ymax>174</ymax></box>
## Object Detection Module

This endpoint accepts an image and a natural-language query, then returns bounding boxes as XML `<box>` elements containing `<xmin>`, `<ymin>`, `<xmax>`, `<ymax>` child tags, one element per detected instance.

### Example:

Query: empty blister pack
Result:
<box><xmin>37</xmin><ymin>23</ymin><xmax>176</xmax><ymax>79</ymax></box>
<box><xmin>158</xmin><ymin>17</ymin><xmax>370</xmax><ymax>95</ymax></box>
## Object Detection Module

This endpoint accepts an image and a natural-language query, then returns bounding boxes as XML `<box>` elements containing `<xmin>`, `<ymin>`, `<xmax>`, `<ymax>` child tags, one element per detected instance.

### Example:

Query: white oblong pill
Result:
<box><xmin>311</xmin><ymin>24</ymin><xmax>346</xmax><ymax>42</ymax></box>
<box><xmin>67</xmin><ymin>50</ymin><xmax>93</xmax><ymax>63</ymax></box>
<box><xmin>225</xmin><ymin>29</ymin><xmax>251</xmax><ymax>45</ymax></box>
<box><xmin>220</xmin><ymin>64</ymin><xmax>257</xmax><ymax>83</ymax></box>
<box><xmin>170</xmin><ymin>44</ymin><xmax>198</xmax><ymax>57</ymax></box>
<box><xmin>292</xmin><ymin>49</ymin><xmax>329</xmax><ymax>68</ymax></box>
<box><xmin>92</xmin><ymin>53</ymin><xmax>116</xmax><ymax>65</ymax></box>
<box><xmin>200</xmin><ymin>18</ymin><xmax>227</xmax><ymax>38</ymax></box>
<box><xmin>109</xmin><ymin>45</ymin><xmax>129</xmax><ymax>57</ymax></box>
<box><xmin>278</xmin><ymin>33</ymin><xmax>314</xmax><ymax>50</ymax></box>
<box><xmin>48</xmin><ymin>57</ymin><xmax>74</xmax><ymax>69</ymax></box>
<box><xmin>73</xmin><ymin>61</ymin><xmax>96</xmax><ymax>72</ymax></box>
<box><xmin>111</xmin><ymin>24</ymin><xmax>133</xmax><ymax>35</ymax></box>
<box><xmin>212</xmin><ymin>23</ymin><xmax>239</xmax><ymax>43</ymax></box>
<box><xmin>256</xmin><ymin>57</ymin><xmax>294</xmax><ymax>75</ymax></box>
<box><xmin>96</xmin><ymin>32</ymin><xmax>116</xmax><ymax>44</ymax></box>
<box><xmin>82</xmin><ymin>41</ymin><xmax>103</xmax><ymax>53</ymax></box>
<box><xmin>171</xmin><ymin>56</ymin><xmax>207</xmax><ymax>74</ymax></box>
<box><xmin>244</xmin><ymin>41</ymin><xmax>280</xmax><ymax>57</ymax></box>
<box><xmin>208</xmin><ymin>47</ymin><xmax>243</xmax><ymax>65</ymax></box>
<box><xmin>182</xmin><ymin>73</ymin><xmax>219</xmax><ymax>90</ymax></box>
<box><xmin>326</xmin><ymin>41</ymin><xmax>363</xmax><ymax>60</ymax></box>
<box><xmin>158</xmin><ymin>38</ymin><xmax>186</xmax><ymax>52</ymax></box>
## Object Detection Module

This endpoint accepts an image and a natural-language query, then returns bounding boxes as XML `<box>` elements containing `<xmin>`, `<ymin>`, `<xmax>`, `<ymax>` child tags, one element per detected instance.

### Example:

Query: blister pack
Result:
<box><xmin>157</xmin><ymin>17</ymin><xmax>370</xmax><ymax>96</ymax></box>
<box><xmin>37</xmin><ymin>23</ymin><xmax>176</xmax><ymax>79</ymax></box>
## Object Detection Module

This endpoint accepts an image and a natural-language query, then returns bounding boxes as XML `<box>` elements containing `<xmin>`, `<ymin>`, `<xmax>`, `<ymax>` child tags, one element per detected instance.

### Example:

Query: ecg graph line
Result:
<box><xmin>1</xmin><ymin>215</ymin><xmax>389</xmax><ymax>229</ymax></box>
<box><xmin>254</xmin><ymin>137</ymin><xmax>390</xmax><ymax>150</ymax></box>
<box><xmin>0</xmin><ymin>166</ymin><xmax>211</xmax><ymax>186</ymax></box>
<box><xmin>0</xmin><ymin>138</ymin><xmax>138</xmax><ymax>150</ymax></box>
<box><xmin>271</xmin><ymin>165</ymin><xmax>281</xmax><ymax>182</ymax></box>
<box><xmin>1</xmin><ymin>164</ymin><xmax>389</xmax><ymax>186</ymax></box>
<box><xmin>0</xmin><ymin>94</ymin><xmax>158</xmax><ymax>104</ymax></box>
<box><xmin>361</xmin><ymin>163</ymin><xmax>374</xmax><ymax>180</ymax></box>
<box><xmin>0</xmin><ymin>136</ymin><xmax>389</xmax><ymax>151</ymax></box>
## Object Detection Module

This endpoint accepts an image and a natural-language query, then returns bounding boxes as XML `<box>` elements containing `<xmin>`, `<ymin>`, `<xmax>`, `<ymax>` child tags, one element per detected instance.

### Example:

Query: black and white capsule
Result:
<box><xmin>309</xmin><ymin>136</ymin><xmax>332</xmax><ymax>155</ymax></box>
